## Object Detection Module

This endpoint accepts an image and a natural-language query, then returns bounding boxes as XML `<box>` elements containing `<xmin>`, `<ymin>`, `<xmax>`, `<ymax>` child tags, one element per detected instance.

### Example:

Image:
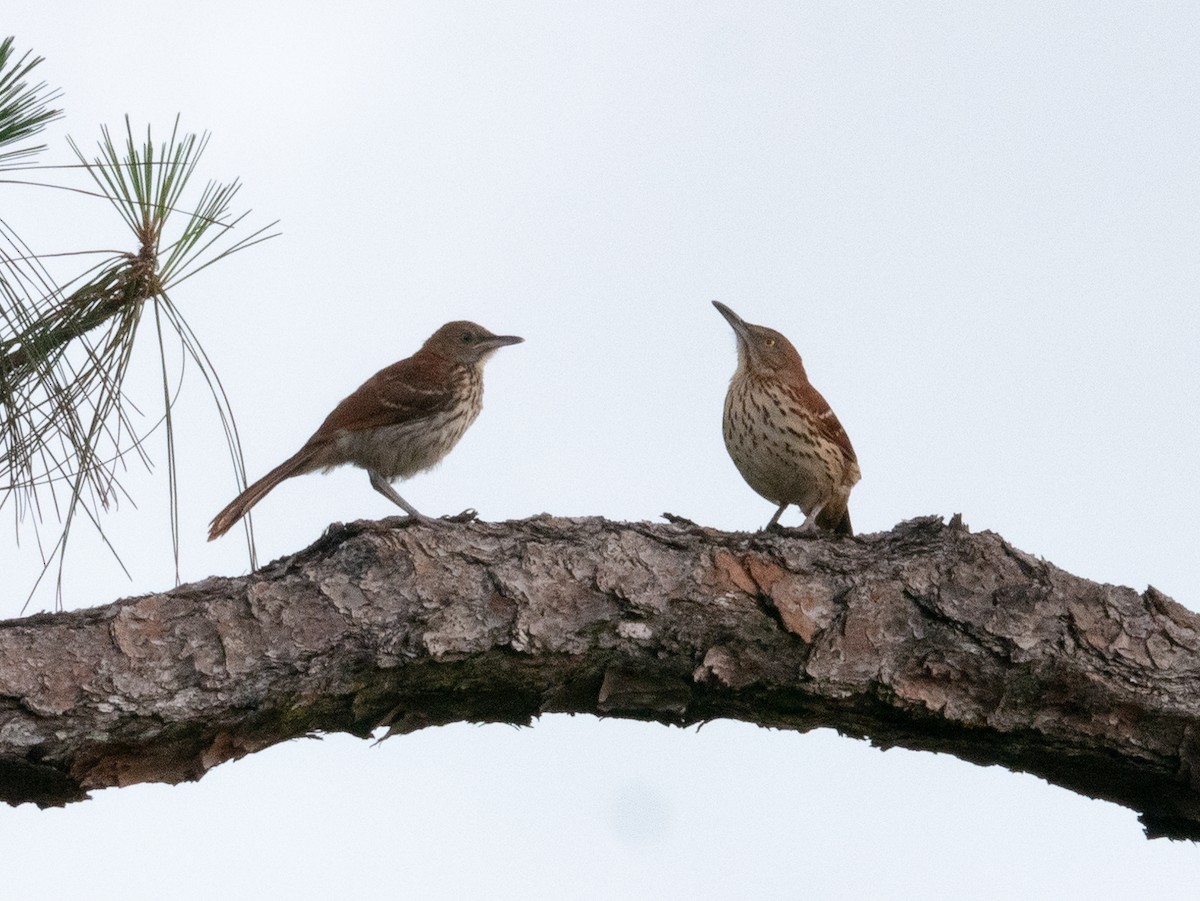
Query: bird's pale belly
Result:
<box><xmin>722</xmin><ymin>381</ymin><xmax>842</xmax><ymax>514</ymax></box>
<box><xmin>329</xmin><ymin>404</ymin><xmax>480</xmax><ymax>480</ymax></box>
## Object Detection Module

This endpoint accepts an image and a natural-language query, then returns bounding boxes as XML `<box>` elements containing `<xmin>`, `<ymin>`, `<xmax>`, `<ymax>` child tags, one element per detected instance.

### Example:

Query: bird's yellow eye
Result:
<box><xmin>764</xmin><ymin>337</ymin><xmax>776</xmax><ymax>347</ymax></box>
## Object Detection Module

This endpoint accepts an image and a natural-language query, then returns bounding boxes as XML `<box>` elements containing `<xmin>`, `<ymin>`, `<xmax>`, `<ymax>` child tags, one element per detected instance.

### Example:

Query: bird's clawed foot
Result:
<box><xmin>393</xmin><ymin>511</ymin><xmax>438</xmax><ymax>528</ymax></box>
<box><xmin>395</xmin><ymin>508</ymin><xmax>477</xmax><ymax>527</ymax></box>
<box><xmin>662</xmin><ymin>511</ymin><xmax>699</xmax><ymax>528</ymax></box>
<box><xmin>761</xmin><ymin>502</ymin><xmax>825</xmax><ymax>537</ymax></box>
<box><xmin>762</xmin><ymin>520</ymin><xmax>822</xmax><ymax>538</ymax></box>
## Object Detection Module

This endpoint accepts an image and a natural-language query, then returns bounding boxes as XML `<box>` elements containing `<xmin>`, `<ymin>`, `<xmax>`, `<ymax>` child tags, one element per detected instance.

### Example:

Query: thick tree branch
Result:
<box><xmin>0</xmin><ymin>515</ymin><xmax>1197</xmax><ymax>839</ymax></box>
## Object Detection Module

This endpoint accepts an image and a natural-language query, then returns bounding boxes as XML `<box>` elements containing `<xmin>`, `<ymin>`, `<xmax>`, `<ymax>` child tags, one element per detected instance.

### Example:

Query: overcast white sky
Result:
<box><xmin>4</xmin><ymin>3</ymin><xmax>1200</xmax><ymax>898</ymax></box>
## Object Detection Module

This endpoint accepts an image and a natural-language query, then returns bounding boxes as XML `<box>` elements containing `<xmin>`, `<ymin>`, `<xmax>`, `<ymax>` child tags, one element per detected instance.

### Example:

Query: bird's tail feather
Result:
<box><xmin>818</xmin><ymin>504</ymin><xmax>854</xmax><ymax>537</ymax></box>
<box><xmin>207</xmin><ymin>445</ymin><xmax>321</xmax><ymax>540</ymax></box>
<box><xmin>835</xmin><ymin>509</ymin><xmax>853</xmax><ymax>537</ymax></box>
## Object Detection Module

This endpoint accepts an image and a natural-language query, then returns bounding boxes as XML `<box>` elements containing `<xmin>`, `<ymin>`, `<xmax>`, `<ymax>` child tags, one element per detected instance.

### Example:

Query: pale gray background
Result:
<box><xmin>4</xmin><ymin>3</ymin><xmax>1199</xmax><ymax>898</ymax></box>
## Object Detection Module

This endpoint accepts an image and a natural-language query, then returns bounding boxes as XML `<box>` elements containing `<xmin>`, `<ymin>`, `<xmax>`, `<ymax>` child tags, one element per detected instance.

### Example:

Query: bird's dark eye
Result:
<box><xmin>461</xmin><ymin>332</ymin><xmax>473</xmax><ymax>343</ymax></box>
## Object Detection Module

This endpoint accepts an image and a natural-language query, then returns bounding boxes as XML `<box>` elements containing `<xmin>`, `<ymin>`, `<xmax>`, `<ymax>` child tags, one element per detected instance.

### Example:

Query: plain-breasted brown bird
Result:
<box><xmin>713</xmin><ymin>301</ymin><xmax>860</xmax><ymax>536</ymax></box>
<box><xmin>207</xmin><ymin>321</ymin><xmax>523</xmax><ymax>540</ymax></box>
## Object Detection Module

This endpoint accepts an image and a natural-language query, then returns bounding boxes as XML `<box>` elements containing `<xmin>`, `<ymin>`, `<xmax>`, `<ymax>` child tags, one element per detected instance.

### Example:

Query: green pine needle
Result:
<box><xmin>2</xmin><ymin>101</ymin><xmax>277</xmax><ymax>609</ymax></box>
<box><xmin>0</xmin><ymin>36</ymin><xmax>63</xmax><ymax>165</ymax></box>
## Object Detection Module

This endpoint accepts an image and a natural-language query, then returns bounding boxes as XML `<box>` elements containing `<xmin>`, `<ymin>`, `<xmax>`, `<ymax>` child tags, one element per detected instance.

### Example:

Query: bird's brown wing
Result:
<box><xmin>799</xmin><ymin>382</ymin><xmax>858</xmax><ymax>465</ymax></box>
<box><xmin>802</xmin><ymin>381</ymin><xmax>860</xmax><ymax>532</ymax></box>
<box><xmin>307</xmin><ymin>355</ymin><xmax>457</xmax><ymax>440</ymax></box>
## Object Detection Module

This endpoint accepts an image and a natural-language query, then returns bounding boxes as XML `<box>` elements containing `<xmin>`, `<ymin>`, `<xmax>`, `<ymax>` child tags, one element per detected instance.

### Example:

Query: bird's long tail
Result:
<box><xmin>817</xmin><ymin>504</ymin><xmax>854</xmax><ymax>537</ymax></box>
<box><xmin>208</xmin><ymin>446</ymin><xmax>321</xmax><ymax>540</ymax></box>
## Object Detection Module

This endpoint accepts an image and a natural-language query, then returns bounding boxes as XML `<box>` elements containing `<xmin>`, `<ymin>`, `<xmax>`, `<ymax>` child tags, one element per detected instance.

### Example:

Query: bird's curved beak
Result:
<box><xmin>481</xmin><ymin>334</ymin><xmax>524</xmax><ymax>351</ymax></box>
<box><xmin>712</xmin><ymin>301</ymin><xmax>751</xmax><ymax>341</ymax></box>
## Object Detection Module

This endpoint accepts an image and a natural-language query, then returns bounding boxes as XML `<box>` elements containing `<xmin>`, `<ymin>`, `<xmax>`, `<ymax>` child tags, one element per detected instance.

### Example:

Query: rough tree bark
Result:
<box><xmin>0</xmin><ymin>514</ymin><xmax>1196</xmax><ymax>840</ymax></box>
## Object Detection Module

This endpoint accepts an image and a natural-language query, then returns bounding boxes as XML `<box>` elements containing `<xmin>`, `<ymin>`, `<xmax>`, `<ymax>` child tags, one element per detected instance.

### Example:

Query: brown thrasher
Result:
<box><xmin>208</xmin><ymin>320</ymin><xmax>523</xmax><ymax>540</ymax></box>
<box><xmin>713</xmin><ymin>301</ymin><xmax>860</xmax><ymax>536</ymax></box>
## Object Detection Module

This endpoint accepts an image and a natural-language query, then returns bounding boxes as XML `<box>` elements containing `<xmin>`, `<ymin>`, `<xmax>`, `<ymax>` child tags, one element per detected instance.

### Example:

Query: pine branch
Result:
<box><xmin>0</xmin><ymin>515</ymin><xmax>1196</xmax><ymax>841</ymax></box>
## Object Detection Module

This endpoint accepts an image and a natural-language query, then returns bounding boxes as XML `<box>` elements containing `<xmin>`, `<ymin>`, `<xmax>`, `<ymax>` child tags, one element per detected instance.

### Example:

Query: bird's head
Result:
<box><xmin>712</xmin><ymin>301</ymin><xmax>805</xmax><ymax>377</ymax></box>
<box><xmin>423</xmin><ymin>321</ymin><xmax>524</xmax><ymax>365</ymax></box>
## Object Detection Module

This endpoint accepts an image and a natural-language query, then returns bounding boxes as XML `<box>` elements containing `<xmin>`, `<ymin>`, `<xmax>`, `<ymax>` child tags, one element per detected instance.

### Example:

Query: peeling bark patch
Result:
<box><xmin>212</xmin><ymin>609</ymin><xmax>266</xmax><ymax>678</ymax></box>
<box><xmin>422</xmin><ymin>584</ymin><xmax>514</xmax><ymax>660</ymax></box>
<box><xmin>250</xmin><ymin>578</ymin><xmax>348</xmax><ymax>655</ymax></box>
<box><xmin>200</xmin><ymin>730</ymin><xmax>274</xmax><ymax>772</ymax></box>
<box><xmin>505</xmin><ymin>544</ymin><xmax>621</xmax><ymax>654</ymax></box>
<box><xmin>593</xmin><ymin>534</ymin><xmax>674</xmax><ymax>613</ymax></box>
<box><xmin>618</xmin><ymin>621</ymin><xmax>653</xmax><ymax>641</ymax></box>
<box><xmin>598</xmin><ymin>667</ymin><xmax>689</xmax><ymax>717</ymax></box>
<box><xmin>111</xmin><ymin>599</ymin><xmax>170</xmax><ymax>659</ymax></box>
<box><xmin>24</xmin><ymin>664</ymin><xmax>88</xmax><ymax>717</ymax></box>
<box><xmin>832</xmin><ymin>606</ymin><xmax>880</xmax><ymax>679</ymax></box>
<box><xmin>892</xmin><ymin>651</ymin><xmax>994</xmax><ymax>724</ymax></box>
<box><xmin>694</xmin><ymin>646</ymin><xmax>756</xmax><ymax>690</ymax></box>
<box><xmin>709</xmin><ymin>548</ymin><xmax>759</xmax><ymax>596</ymax></box>
<box><xmin>766</xmin><ymin>580</ymin><xmax>836</xmax><ymax>643</ymax></box>
<box><xmin>320</xmin><ymin>572</ymin><xmax>371</xmax><ymax>616</ymax></box>
<box><xmin>75</xmin><ymin>737</ymin><xmax>207</xmax><ymax>790</ymax></box>
<box><xmin>707</xmin><ymin>552</ymin><xmax>837</xmax><ymax>643</ymax></box>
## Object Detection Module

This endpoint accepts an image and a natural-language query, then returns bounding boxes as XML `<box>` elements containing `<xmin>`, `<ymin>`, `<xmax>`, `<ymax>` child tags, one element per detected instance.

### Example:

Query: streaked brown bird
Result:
<box><xmin>713</xmin><ymin>301</ymin><xmax>860</xmax><ymax>536</ymax></box>
<box><xmin>208</xmin><ymin>321</ymin><xmax>523</xmax><ymax>540</ymax></box>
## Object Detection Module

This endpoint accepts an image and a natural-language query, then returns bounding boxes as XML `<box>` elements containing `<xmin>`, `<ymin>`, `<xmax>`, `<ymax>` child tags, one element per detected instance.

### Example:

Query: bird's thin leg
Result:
<box><xmin>368</xmin><ymin>470</ymin><xmax>432</xmax><ymax>522</ymax></box>
<box><xmin>796</xmin><ymin>501</ymin><xmax>827</xmax><ymax>534</ymax></box>
<box><xmin>766</xmin><ymin>503</ymin><xmax>789</xmax><ymax>530</ymax></box>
